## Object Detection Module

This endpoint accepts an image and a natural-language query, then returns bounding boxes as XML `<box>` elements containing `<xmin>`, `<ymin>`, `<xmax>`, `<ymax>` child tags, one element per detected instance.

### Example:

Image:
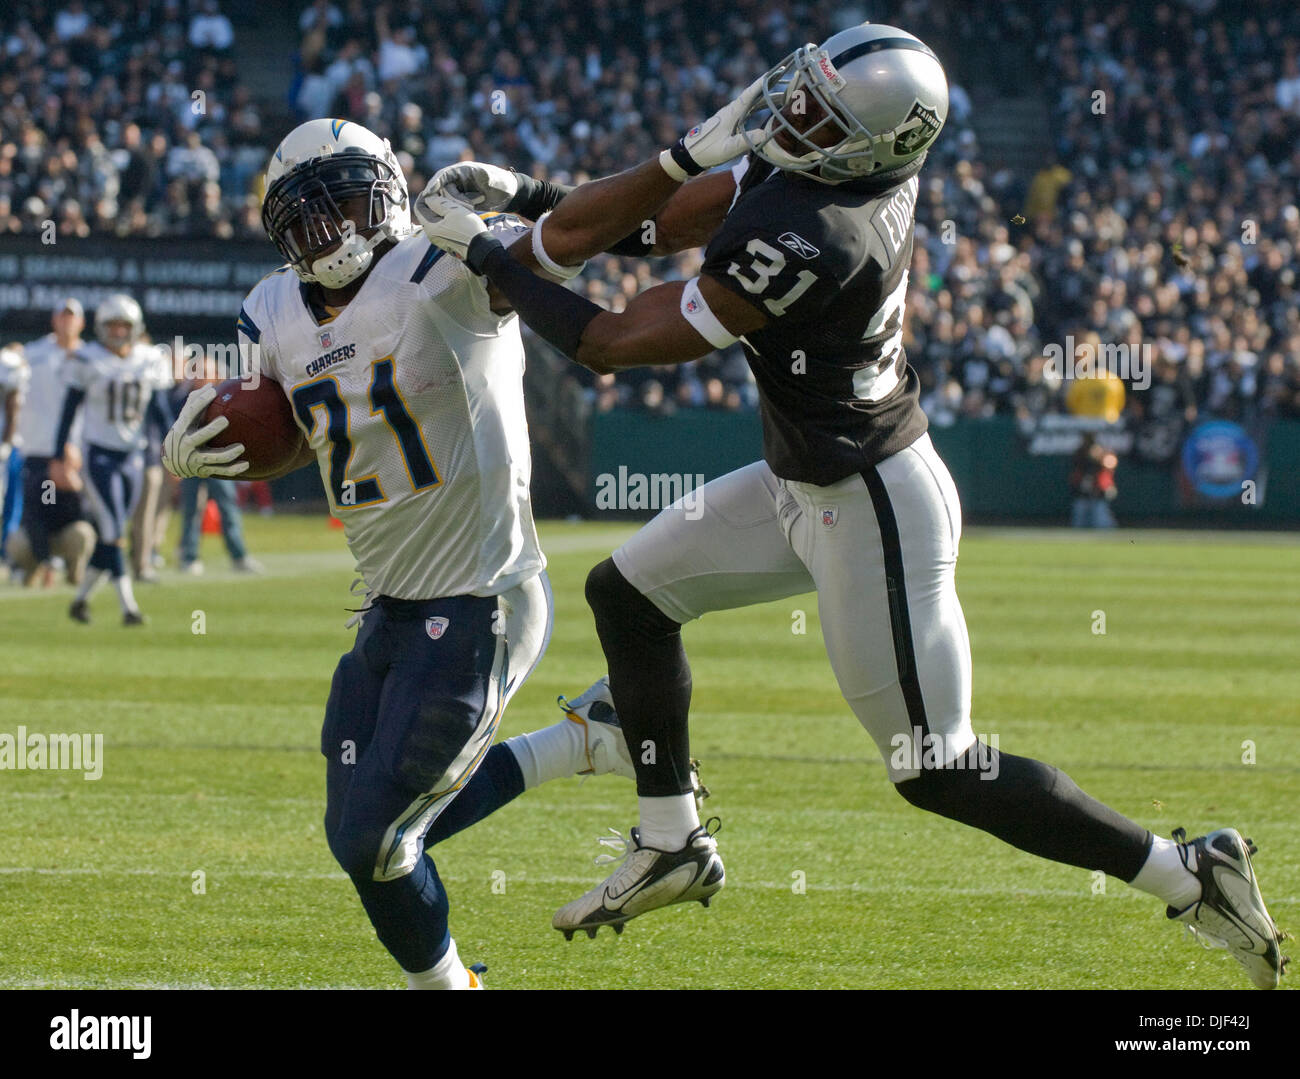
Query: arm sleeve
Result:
<box><xmin>146</xmin><ymin>389</ymin><xmax>174</xmax><ymax>437</ymax></box>
<box><xmin>467</xmin><ymin>235</ymin><xmax>603</xmax><ymax>359</ymax></box>
<box><xmin>54</xmin><ymin>387</ymin><xmax>86</xmax><ymax>456</ymax></box>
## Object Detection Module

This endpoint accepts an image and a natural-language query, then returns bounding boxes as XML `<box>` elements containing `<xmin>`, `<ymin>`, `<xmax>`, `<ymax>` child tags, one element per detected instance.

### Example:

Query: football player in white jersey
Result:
<box><xmin>418</xmin><ymin>22</ymin><xmax>1286</xmax><ymax>989</ymax></box>
<box><xmin>56</xmin><ymin>294</ymin><xmax>172</xmax><ymax>626</ymax></box>
<box><xmin>161</xmin><ymin>118</ymin><xmax>652</xmax><ymax>989</ymax></box>
<box><xmin>11</xmin><ymin>300</ymin><xmax>92</xmax><ymax>585</ymax></box>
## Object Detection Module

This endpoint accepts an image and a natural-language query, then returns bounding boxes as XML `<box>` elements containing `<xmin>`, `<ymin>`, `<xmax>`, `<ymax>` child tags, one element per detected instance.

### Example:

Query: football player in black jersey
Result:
<box><xmin>417</xmin><ymin>23</ymin><xmax>1286</xmax><ymax>988</ymax></box>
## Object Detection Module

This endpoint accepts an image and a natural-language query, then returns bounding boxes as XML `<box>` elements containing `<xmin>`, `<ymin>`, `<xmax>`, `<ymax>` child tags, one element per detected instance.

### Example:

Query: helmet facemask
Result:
<box><xmin>262</xmin><ymin>150</ymin><xmax>407</xmax><ymax>289</ymax></box>
<box><xmin>740</xmin><ymin>45</ymin><xmax>882</xmax><ymax>183</ymax></box>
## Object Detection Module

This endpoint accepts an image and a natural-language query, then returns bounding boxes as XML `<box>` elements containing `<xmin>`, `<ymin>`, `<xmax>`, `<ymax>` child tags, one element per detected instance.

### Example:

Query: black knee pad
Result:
<box><xmin>585</xmin><ymin>557</ymin><xmax>679</xmax><ymax>638</ymax></box>
<box><xmin>893</xmin><ymin>744</ymin><xmax>1057</xmax><ymax>815</ymax></box>
<box><xmin>895</xmin><ymin>758</ymin><xmax>990</xmax><ymax>814</ymax></box>
<box><xmin>326</xmin><ymin>821</ymin><xmax>384</xmax><ymax>881</ymax></box>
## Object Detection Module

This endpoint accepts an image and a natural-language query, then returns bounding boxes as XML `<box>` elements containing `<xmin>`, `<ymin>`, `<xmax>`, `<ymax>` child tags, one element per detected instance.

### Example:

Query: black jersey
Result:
<box><xmin>701</xmin><ymin>156</ymin><xmax>929</xmax><ymax>485</ymax></box>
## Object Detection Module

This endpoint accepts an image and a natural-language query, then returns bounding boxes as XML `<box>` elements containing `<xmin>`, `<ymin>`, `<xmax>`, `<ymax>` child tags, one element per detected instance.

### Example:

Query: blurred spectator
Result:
<box><xmin>1070</xmin><ymin>434</ymin><xmax>1118</xmax><ymax>528</ymax></box>
<box><xmin>2</xmin><ymin>0</ymin><xmax>1297</xmax><ymax>426</ymax></box>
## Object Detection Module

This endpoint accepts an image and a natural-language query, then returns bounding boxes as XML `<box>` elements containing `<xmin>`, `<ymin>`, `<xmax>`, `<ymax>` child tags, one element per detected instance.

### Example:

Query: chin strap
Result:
<box><xmin>309</xmin><ymin>219</ymin><xmax>410</xmax><ymax>289</ymax></box>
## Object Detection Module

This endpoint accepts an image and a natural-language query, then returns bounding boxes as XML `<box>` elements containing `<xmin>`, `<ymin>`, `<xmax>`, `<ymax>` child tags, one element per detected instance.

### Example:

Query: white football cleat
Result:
<box><xmin>559</xmin><ymin>677</ymin><xmax>634</xmax><ymax>779</ymax></box>
<box><xmin>558</xmin><ymin>676</ymin><xmax>711</xmax><ymax>808</ymax></box>
<box><xmin>1168</xmin><ymin>827</ymin><xmax>1288</xmax><ymax>989</ymax></box>
<box><xmin>553</xmin><ymin>819</ymin><xmax>724</xmax><ymax>940</ymax></box>
<box><xmin>466</xmin><ymin>962</ymin><xmax>487</xmax><ymax>989</ymax></box>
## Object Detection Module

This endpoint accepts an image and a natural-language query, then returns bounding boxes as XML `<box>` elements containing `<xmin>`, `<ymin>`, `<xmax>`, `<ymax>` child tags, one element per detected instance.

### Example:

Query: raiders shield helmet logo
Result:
<box><xmin>425</xmin><ymin>616</ymin><xmax>450</xmax><ymax>640</ymax></box>
<box><xmin>893</xmin><ymin>100</ymin><xmax>943</xmax><ymax>157</ymax></box>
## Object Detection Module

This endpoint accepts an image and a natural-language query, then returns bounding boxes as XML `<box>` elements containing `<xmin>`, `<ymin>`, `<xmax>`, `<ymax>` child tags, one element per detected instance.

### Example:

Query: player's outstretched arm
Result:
<box><xmin>450</xmin><ymin>215</ymin><xmax>769</xmax><ymax>373</ymax></box>
<box><xmin>428</xmin><ymin>161</ymin><xmax>736</xmax><ymax>258</ymax></box>
<box><xmin>528</xmin><ymin>75</ymin><xmax>763</xmax><ymax>268</ymax></box>
<box><xmin>574</xmin><ymin>276</ymin><xmax>767</xmax><ymax>373</ymax></box>
<box><xmin>420</xmin><ymin>75</ymin><xmax>762</xmax><ymax>273</ymax></box>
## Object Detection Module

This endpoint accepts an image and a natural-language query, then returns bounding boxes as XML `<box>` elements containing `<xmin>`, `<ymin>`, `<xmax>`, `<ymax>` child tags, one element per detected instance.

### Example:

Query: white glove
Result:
<box><xmin>425</xmin><ymin>162</ymin><xmax>519</xmax><ymax>212</ymax></box>
<box><xmin>660</xmin><ymin>74</ymin><xmax>768</xmax><ymax>181</ymax></box>
<box><xmin>414</xmin><ymin>192</ymin><xmax>489</xmax><ymax>261</ymax></box>
<box><xmin>162</xmin><ymin>385</ymin><xmax>249</xmax><ymax>479</ymax></box>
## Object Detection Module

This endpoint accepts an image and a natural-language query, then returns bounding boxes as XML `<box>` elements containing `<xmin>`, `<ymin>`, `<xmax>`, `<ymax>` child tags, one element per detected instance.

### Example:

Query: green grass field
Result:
<box><xmin>1</xmin><ymin>517</ymin><xmax>1296</xmax><ymax>990</ymax></box>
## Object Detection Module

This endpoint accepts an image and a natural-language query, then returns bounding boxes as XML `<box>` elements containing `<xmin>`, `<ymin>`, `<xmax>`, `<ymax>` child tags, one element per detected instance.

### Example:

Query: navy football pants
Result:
<box><xmin>322</xmin><ymin>576</ymin><xmax>549</xmax><ymax>972</ymax></box>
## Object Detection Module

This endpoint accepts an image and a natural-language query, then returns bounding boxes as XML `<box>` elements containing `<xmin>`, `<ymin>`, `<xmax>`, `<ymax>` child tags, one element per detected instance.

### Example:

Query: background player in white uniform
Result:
<box><xmin>9</xmin><ymin>299</ymin><xmax>94</xmax><ymax>585</ymax></box>
<box><xmin>163</xmin><ymin>118</ymin><xmax>643</xmax><ymax>989</ymax></box>
<box><xmin>418</xmin><ymin>23</ymin><xmax>1286</xmax><ymax>988</ymax></box>
<box><xmin>56</xmin><ymin>295</ymin><xmax>172</xmax><ymax>626</ymax></box>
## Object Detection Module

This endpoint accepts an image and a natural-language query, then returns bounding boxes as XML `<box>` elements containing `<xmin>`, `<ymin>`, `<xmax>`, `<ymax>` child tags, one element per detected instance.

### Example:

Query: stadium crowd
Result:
<box><xmin>2</xmin><ymin>0</ymin><xmax>1298</xmax><ymax>431</ymax></box>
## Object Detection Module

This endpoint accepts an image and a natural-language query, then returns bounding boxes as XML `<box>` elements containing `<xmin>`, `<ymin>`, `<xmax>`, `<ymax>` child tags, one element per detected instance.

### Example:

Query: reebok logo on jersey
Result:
<box><xmin>778</xmin><ymin>232</ymin><xmax>820</xmax><ymax>260</ymax></box>
<box><xmin>425</xmin><ymin>616</ymin><xmax>450</xmax><ymax>640</ymax></box>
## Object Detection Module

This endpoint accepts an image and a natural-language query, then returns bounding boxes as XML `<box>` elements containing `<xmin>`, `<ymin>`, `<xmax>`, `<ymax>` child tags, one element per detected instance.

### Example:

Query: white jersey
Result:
<box><xmin>237</xmin><ymin>218</ymin><xmax>545</xmax><ymax>600</ymax></box>
<box><xmin>20</xmin><ymin>335</ymin><xmax>84</xmax><ymax>457</ymax></box>
<box><xmin>63</xmin><ymin>341</ymin><xmax>167</xmax><ymax>454</ymax></box>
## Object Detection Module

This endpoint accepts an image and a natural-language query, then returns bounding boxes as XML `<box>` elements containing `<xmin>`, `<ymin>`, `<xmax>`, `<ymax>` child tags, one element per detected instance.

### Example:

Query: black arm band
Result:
<box><xmin>605</xmin><ymin>217</ymin><xmax>658</xmax><ymax>257</ymax></box>
<box><xmin>504</xmin><ymin>172</ymin><xmax>574</xmax><ymax>221</ymax></box>
<box><xmin>668</xmin><ymin>139</ymin><xmax>705</xmax><ymax>178</ymax></box>
<box><xmin>467</xmin><ymin>234</ymin><xmax>603</xmax><ymax>360</ymax></box>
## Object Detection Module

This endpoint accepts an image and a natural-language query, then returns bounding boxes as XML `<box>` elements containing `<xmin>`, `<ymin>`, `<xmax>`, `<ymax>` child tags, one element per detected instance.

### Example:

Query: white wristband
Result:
<box><xmin>659</xmin><ymin>147</ymin><xmax>689</xmax><ymax>183</ymax></box>
<box><xmin>680</xmin><ymin>277</ymin><xmax>739</xmax><ymax>349</ymax></box>
<box><xmin>532</xmin><ymin>213</ymin><xmax>586</xmax><ymax>280</ymax></box>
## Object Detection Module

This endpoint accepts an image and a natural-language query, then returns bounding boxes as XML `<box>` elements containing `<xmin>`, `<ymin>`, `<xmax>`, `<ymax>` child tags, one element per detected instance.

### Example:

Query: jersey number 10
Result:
<box><xmin>291</xmin><ymin>356</ymin><xmax>440</xmax><ymax>508</ymax></box>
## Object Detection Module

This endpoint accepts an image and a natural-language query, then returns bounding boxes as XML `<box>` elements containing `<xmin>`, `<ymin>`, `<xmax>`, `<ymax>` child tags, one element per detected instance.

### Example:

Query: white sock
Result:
<box><xmin>76</xmin><ymin>568</ymin><xmax>105</xmax><ymax>603</ymax></box>
<box><xmin>113</xmin><ymin>574</ymin><xmax>138</xmax><ymax>615</ymax></box>
<box><xmin>505</xmin><ymin>719</ymin><xmax>587</xmax><ymax>789</ymax></box>
<box><xmin>403</xmin><ymin>937</ymin><xmax>469</xmax><ymax>990</ymax></box>
<box><xmin>638</xmin><ymin>794</ymin><xmax>699</xmax><ymax>851</ymax></box>
<box><xmin>1129</xmin><ymin>834</ymin><xmax>1201</xmax><ymax>909</ymax></box>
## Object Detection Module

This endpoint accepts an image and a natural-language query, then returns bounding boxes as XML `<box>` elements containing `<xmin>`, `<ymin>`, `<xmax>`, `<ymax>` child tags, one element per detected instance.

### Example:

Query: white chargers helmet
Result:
<box><xmin>94</xmin><ymin>293</ymin><xmax>145</xmax><ymax>353</ymax></box>
<box><xmin>261</xmin><ymin>118</ymin><xmax>412</xmax><ymax>290</ymax></box>
<box><xmin>739</xmin><ymin>23</ymin><xmax>948</xmax><ymax>183</ymax></box>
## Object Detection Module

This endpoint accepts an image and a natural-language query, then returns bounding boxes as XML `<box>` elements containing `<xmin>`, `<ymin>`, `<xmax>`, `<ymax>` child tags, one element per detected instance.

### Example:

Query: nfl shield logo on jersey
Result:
<box><xmin>425</xmin><ymin>616</ymin><xmax>450</xmax><ymax>640</ymax></box>
<box><xmin>318</xmin><ymin>329</ymin><xmax>333</xmax><ymax>350</ymax></box>
<box><xmin>821</xmin><ymin>506</ymin><xmax>838</xmax><ymax>529</ymax></box>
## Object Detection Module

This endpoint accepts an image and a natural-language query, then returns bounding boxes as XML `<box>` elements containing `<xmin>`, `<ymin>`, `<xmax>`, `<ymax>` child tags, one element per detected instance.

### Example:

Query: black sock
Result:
<box><xmin>585</xmin><ymin>558</ymin><xmax>694</xmax><ymax>797</ymax></box>
<box><xmin>895</xmin><ymin>744</ymin><xmax>1152</xmax><ymax>880</ymax></box>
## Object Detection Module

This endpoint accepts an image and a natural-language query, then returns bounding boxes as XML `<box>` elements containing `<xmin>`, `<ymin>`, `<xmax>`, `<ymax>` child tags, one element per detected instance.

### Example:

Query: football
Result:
<box><xmin>202</xmin><ymin>377</ymin><xmax>306</xmax><ymax>481</ymax></box>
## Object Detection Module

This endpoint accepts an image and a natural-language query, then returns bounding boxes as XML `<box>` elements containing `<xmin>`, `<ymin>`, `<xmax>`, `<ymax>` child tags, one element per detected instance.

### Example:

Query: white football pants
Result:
<box><xmin>612</xmin><ymin>433</ymin><xmax>974</xmax><ymax>780</ymax></box>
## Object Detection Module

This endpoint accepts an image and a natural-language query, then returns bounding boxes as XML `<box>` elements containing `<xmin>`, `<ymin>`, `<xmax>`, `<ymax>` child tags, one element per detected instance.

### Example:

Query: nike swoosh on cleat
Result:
<box><xmin>602</xmin><ymin>870</ymin><xmax>657</xmax><ymax>910</ymax></box>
